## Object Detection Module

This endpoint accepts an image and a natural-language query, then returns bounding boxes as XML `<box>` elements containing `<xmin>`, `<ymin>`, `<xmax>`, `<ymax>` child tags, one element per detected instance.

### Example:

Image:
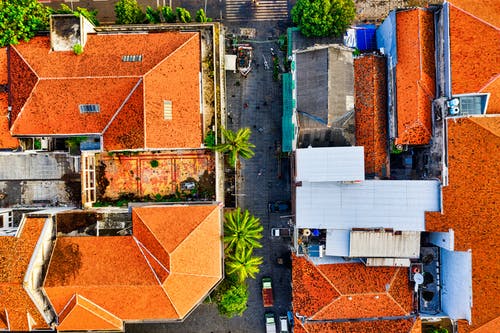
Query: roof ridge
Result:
<box><xmin>167</xmin><ymin>271</ymin><xmax>221</xmax><ymax>279</ymax></box>
<box><xmin>315</xmin><ymin>262</ymin><xmax>343</xmax><ymax>295</ymax></box>
<box><xmin>309</xmin><ymin>296</ymin><xmax>342</xmax><ymax>320</ymax></box>
<box><xmin>133</xmin><ymin>208</ymin><xmax>171</xmax><ymax>256</ymax></box>
<box><xmin>468</xmin><ymin>116</ymin><xmax>500</xmax><ymax>138</ymax></box>
<box><xmin>10</xmin><ymin>46</ymin><xmax>40</xmax><ymax>79</ymax></box>
<box><xmin>11</xmin><ymin>79</ymin><xmax>41</xmax><ymax>133</ymax></box>
<box><xmin>75</xmin><ymin>294</ymin><xmax>123</xmax><ymax>328</ymax></box>
<box><xmin>386</xmin><ymin>290</ymin><xmax>409</xmax><ymax>316</ymax></box>
<box><xmin>38</xmin><ymin>75</ymin><xmax>143</xmax><ymax>80</ymax></box>
<box><xmin>169</xmin><ymin>205</ymin><xmax>219</xmax><ymax>254</ymax></box>
<box><xmin>387</xmin><ymin>267</ymin><xmax>401</xmax><ymax>290</ymax></box>
<box><xmin>102</xmin><ymin>77</ymin><xmax>143</xmax><ymax>134</ymax></box>
<box><xmin>449</xmin><ymin>2</ymin><xmax>500</xmax><ymax>30</ymax></box>
<box><xmin>479</xmin><ymin>73</ymin><xmax>500</xmax><ymax>93</ymax></box>
<box><xmin>133</xmin><ymin>236</ymin><xmax>169</xmax><ymax>285</ymax></box>
<box><xmin>159</xmin><ymin>282</ymin><xmax>181</xmax><ymax>318</ymax></box>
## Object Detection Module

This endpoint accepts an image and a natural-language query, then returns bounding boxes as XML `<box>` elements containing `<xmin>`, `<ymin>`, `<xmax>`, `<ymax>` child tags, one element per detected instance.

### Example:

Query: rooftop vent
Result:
<box><xmin>122</xmin><ymin>55</ymin><xmax>143</xmax><ymax>62</ymax></box>
<box><xmin>163</xmin><ymin>100</ymin><xmax>172</xmax><ymax>120</ymax></box>
<box><xmin>79</xmin><ymin>104</ymin><xmax>100</xmax><ymax>113</ymax></box>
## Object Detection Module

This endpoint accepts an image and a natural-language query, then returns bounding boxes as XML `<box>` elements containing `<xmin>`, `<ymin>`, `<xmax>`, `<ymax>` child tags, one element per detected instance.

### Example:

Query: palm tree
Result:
<box><xmin>213</xmin><ymin>127</ymin><xmax>255</xmax><ymax>167</ymax></box>
<box><xmin>225</xmin><ymin>247</ymin><xmax>263</xmax><ymax>283</ymax></box>
<box><xmin>224</xmin><ymin>208</ymin><xmax>263</xmax><ymax>254</ymax></box>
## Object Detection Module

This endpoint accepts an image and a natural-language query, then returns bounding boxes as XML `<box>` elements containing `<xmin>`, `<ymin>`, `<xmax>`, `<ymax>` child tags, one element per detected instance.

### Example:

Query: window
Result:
<box><xmin>459</xmin><ymin>96</ymin><xmax>482</xmax><ymax>115</ymax></box>
<box><xmin>79</xmin><ymin>104</ymin><xmax>100</xmax><ymax>113</ymax></box>
<box><xmin>122</xmin><ymin>55</ymin><xmax>143</xmax><ymax>62</ymax></box>
<box><xmin>164</xmin><ymin>100</ymin><xmax>172</xmax><ymax>120</ymax></box>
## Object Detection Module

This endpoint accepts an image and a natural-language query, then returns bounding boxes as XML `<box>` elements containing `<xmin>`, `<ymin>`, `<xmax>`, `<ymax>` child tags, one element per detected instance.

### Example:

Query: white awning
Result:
<box><xmin>349</xmin><ymin>230</ymin><xmax>420</xmax><ymax>258</ymax></box>
<box><xmin>224</xmin><ymin>55</ymin><xmax>237</xmax><ymax>71</ymax></box>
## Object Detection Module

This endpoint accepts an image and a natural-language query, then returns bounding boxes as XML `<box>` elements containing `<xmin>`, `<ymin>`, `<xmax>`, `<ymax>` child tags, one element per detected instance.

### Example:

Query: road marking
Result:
<box><xmin>225</xmin><ymin>0</ymin><xmax>289</xmax><ymax>22</ymax></box>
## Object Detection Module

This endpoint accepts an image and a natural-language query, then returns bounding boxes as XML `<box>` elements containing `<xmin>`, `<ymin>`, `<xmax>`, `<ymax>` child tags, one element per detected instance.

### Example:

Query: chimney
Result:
<box><xmin>50</xmin><ymin>14</ymin><xmax>95</xmax><ymax>52</ymax></box>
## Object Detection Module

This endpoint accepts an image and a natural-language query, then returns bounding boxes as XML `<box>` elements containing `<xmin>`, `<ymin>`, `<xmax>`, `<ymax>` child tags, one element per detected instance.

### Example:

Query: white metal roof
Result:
<box><xmin>325</xmin><ymin>229</ymin><xmax>350</xmax><ymax>256</ymax></box>
<box><xmin>224</xmin><ymin>55</ymin><xmax>237</xmax><ymax>71</ymax></box>
<box><xmin>295</xmin><ymin>180</ymin><xmax>440</xmax><ymax>230</ymax></box>
<box><xmin>296</xmin><ymin>146</ymin><xmax>365</xmax><ymax>182</ymax></box>
<box><xmin>441</xmin><ymin>248</ymin><xmax>472</xmax><ymax>322</ymax></box>
<box><xmin>349</xmin><ymin>230</ymin><xmax>421</xmax><ymax>258</ymax></box>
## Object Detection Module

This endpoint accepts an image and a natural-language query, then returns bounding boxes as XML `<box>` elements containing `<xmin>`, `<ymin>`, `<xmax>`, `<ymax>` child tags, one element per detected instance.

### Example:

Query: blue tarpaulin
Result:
<box><xmin>355</xmin><ymin>25</ymin><xmax>377</xmax><ymax>51</ymax></box>
<box><xmin>376</xmin><ymin>11</ymin><xmax>397</xmax><ymax>68</ymax></box>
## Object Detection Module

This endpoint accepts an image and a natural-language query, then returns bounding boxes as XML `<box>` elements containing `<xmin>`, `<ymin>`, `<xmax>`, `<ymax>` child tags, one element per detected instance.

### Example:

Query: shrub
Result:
<box><xmin>160</xmin><ymin>6</ymin><xmax>176</xmax><ymax>23</ymax></box>
<box><xmin>73</xmin><ymin>43</ymin><xmax>83</xmax><ymax>55</ymax></box>
<box><xmin>176</xmin><ymin>7</ymin><xmax>191</xmax><ymax>23</ymax></box>
<box><xmin>145</xmin><ymin>6</ymin><xmax>161</xmax><ymax>23</ymax></box>
<box><xmin>217</xmin><ymin>283</ymin><xmax>248</xmax><ymax>317</ymax></box>
<box><xmin>195</xmin><ymin>8</ymin><xmax>212</xmax><ymax>22</ymax></box>
<box><xmin>115</xmin><ymin>0</ymin><xmax>144</xmax><ymax>24</ymax></box>
<box><xmin>150</xmin><ymin>159</ymin><xmax>159</xmax><ymax>168</ymax></box>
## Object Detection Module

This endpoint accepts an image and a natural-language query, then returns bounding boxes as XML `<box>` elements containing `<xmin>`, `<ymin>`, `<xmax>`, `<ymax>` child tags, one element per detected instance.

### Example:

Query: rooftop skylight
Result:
<box><xmin>79</xmin><ymin>104</ymin><xmax>100</xmax><ymax>113</ymax></box>
<box><xmin>122</xmin><ymin>55</ymin><xmax>143</xmax><ymax>62</ymax></box>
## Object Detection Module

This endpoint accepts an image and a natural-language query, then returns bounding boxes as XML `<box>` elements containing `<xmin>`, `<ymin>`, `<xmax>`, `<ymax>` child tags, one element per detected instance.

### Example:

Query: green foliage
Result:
<box><xmin>176</xmin><ymin>7</ymin><xmax>191</xmax><ymax>23</ymax></box>
<box><xmin>195</xmin><ymin>8</ymin><xmax>212</xmax><ymax>22</ymax></box>
<box><xmin>0</xmin><ymin>0</ymin><xmax>51</xmax><ymax>47</ymax></box>
<box><xmin>204</xmin><ymin>129</ymin><xmax>216</xmax><ymax>148</ymax></box>
<box><xmin>114</xmin><ymin>0</ymin><xmax>144</xmax><ymax>24</ymax></box>
<box><xmin>54</xmin><ymin>4</ymin><xmax>100</xmax><ymax>26</ymax></box>
<box><xmin>160</xmin><ymin>6</ymin><xmax>176</xmax><ymax>23</ymax></box>
<box><xmin>429</xmin><ymin>329</ymin><xmax>448</xmax><ymax>333</ymax></box>
<box><xmin>217</xmin><ymin>283</ymin><xmax>248</xmax><ymax>317</ymax></box>
<box><xmin>225</xmin><ymin>247</ymin><xmax>263</xmax><ymax>283</ymax></box>
<box><xmin>150</xmin><ymin>159</ymin><xmax>159</xmax><ymax>168</ymax></box>
<box><xmin>291</xmin><ymin>0</ymin><xmax>355</xmax><ymax>37</ymax></box>
<box><xmin>73</xmin><ymin>43</ymin><xmax>83</xmax><ymax>55</ymax></box>
<box><xmin>278</xmin><ymin>34</ymin><xmax>287</xmax><ymax>52</ymax></box>
<box><xmin>65</xmin><ymin>136</ymin><xmax>87</xmax><ymax>149</ymax></box>
<box><xmin>224</xmin><ymin>208</ymin><xmax>263</xmax><ymax>255</ymax></box>
<box><xmin>145</xmin><ymin>6</ymin><xmax>161</xmax><ymax>23</ymax></box>
<box><xmin>212</xmin><ymin>127</ymin><xmax>256</xmax><ymax>167</ymax></box>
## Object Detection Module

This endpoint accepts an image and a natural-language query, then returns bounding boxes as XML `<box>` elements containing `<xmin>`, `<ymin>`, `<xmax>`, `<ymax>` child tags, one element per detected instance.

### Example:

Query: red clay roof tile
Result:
<box><xmin>43</xmin><ymin>204</ymin><xmax>222</xmax><ymax>329</ymax></box>
<box><xmin>395</xmin><ymin>9</ymin><xmax>435</xmax><ymax>145</ymax></box>
<box><xmin>10</xmin><ymin>31</ymin><xmax>202</xmax><ymax>150</ymax></box>
<box><xmin>354</xmin><ymin>55</ymin><xmax>389</xmax><ymax>177</ymax></box>
<box><xmin>448</xmin><ymin>3</ymin><xmax>500</xmax><ymax>114</ymax></box>
<box><xmin>0</xmin><ymin>93</ymin><xmax>19</xmax><ymax>149</ymax></box>
<box><xmin>292</xmin><ymin>256</ymin><xmax>413</xmax><ymax>330</ymax></box>
<box><xmin>295</xmin><ymin>317</ymin><xmax>417</xmax><ymax>333</ymax></box>
<box><xmin>0</xmin><ymin>217</ymin><xmax>50</xmax><ymax>331</ymax></box>
<box><xmin>426</xmin><ymin>117</ymin><xmax>500</xmax><ymax>332</ymax></box>
<box><xmin>0</xmin><ymin>47</ymin><xmax>6</xmax><ymax>85</ymax></box>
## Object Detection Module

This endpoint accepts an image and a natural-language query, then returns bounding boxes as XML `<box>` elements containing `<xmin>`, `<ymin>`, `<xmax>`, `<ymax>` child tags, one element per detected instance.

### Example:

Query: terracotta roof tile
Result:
<box><xmin>448</xmin><ymin>4</ymin><xmax>500</xmax><ymax>101</ymax></box>
<box><xmin>354</xmin><ymin>55</ymin><xmax>388</xmax><ymax>177</ymax></box>
<box><xmin>0</xmin><ymin>47</ymin><xmax>6</xmax><ymax>85</ymax></box>
<box><xmin>12</xmin><ymin>33</ymin><xmax>195</xmax><ymax>78</ymax></box>
<box><xmin>292</xmin><ymin>257</ymin><xmax>414</xmax><ymax>330</ymax></box>
<box><xmin>10</xmin><ymin>32</ymin><xmax>202</xmax><ymax>150</ymax></box>
<box><xmin>449</xmin><ymin>0</ymin><xmax>500</xmax><ymax>28</ymax></box>
<box><xmin>395</xmin><ymin>9</ymin><xmax>435</xmax><ymax>145</ymax></box>
<box><xmin>0</xmin><ymin>93</ymin><xmax>19</xmax><ymax>149</ymax></box>
<box><xmin>43</xmin><ymin>204</ymin><xmax>222</xmax><ymax>329</ymax></box>
<box><xmin>144</xmin><ymin>34</ymin><xmax>202</xmax><ymax>149</ymax></box>
<box><xmin>0</xmin><ymin>217</ymin><xmax>50</xmax><ymax>331</ymax></box>
<box><xmin>426</xmin><ymin>117</ymin><xmax>500</xmax><ymax>332</ymax></box>
<box><xmin>11</xmin><ymin>78</ymin><xmax>141</xmax><ymax>136</ymax></box>
<box><xmin>58</xmin><ymin>295</ymin><xmax>123</xmax><ymax>331</ymax></box>
<box><xmin>296</xmin><ymin>318</ymin><xmax>417</xmax><ymax>333</ymax></box>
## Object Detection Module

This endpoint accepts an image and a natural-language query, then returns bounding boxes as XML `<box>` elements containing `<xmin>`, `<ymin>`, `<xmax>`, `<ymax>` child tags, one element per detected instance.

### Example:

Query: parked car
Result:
<box><xmin>262</xmin><ymin>277</ymin><xmax>274</xmax><ymax>307</ymax></box>
<box><xmin>271</xmin><ymin>228</ymin><xmax>291</xmax><ymax>237</ymax></box>
<box><xmin>265</xmin><ymin>312</ymin><xmax>277</xmax><ymax>333</ymax></box>
<box><xmin>268</xmin><ymin>201</ymin><xmax>291</xmax><ymax>213</ymax></box>
<box><xmin>279</xmin><ymin>315</ymin><xmax>289</xmax><ymax>333</ymax></box>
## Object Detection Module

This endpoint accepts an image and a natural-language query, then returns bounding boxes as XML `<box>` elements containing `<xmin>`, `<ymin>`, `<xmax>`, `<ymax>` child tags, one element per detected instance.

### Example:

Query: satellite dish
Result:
<box><xmin>413</xmin><ymin>272</ymin><xmax>424</xmax><ymax>292</ymax></box>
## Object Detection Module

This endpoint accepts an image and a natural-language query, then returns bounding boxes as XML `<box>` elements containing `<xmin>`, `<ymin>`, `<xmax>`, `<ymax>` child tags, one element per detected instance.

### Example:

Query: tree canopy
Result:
<box><xmin>213</xmin><ymin>127</ymin><xmax>256</xmax><ymax>167</ymax></box>
<box><xmin>217</xmin><ymin>283</ymin><xmax>248</xmax><ymax>317</ymax></box>
<box><xmin>224</xmin><ymin>207</ymin><xmax>263</xmax><ymax>254</ymax></box>
<box><xmin>225</xmin><ymin>247</ymin><xmax>263</xmax><ymax>283</ymax></box>
<box><xmin>291</xmin><ymin>0</ymin><xmax>356</xmax><ymax>37</ymax></box>
<box><xmin>0</xmin><ymin>0</ymin><xmax>51</xmax><ymax>47</ymax></box>
<box><xmin>115</xmin><ymin>0</ymin><xmax>144</xmax><ymax>24</ymax></box>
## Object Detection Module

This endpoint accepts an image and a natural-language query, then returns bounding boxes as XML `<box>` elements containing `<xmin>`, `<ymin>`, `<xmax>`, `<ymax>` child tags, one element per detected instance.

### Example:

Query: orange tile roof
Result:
<box><xmin>43</xmin><ymin>204</ymin><xmax>222</xmax><ymax>330</ymax></box>
<box><xmin>292</xmin><ymin>256</ymin><xmax>414</xmax><ymax>331</ymax></box>
<box><xmin>57</xmin><ymin>295</ymin><xmax>123</xmax><ymax>331</ymax></box>
<box><xmin>0</xmin><ymin>92</ymin><xmax>19</xmax><ymax>149</ymax></box>
<box><xmin>448</xmin><ymin>2</ymin><xmax>500</xmax><ymax>114</ymax></box>
<box><xmin>0</xmin><ymin>47</ymin><xmax>6</xmax><ymax>85</ymax></box>
<box><xmin>395</xmin><ymin>9</ymin><xmax>435</xmax><ymax>145</ymax></box>
<box><xmin>0</xmin><ymin>217</ymin><xmax>50</xmax><ymax>331</ymax></box>
<box><xmin>426</xmin><ymin>117</ymin><xmax>500</xmax><ymax>332</ymax></box>
<box><xmin>294</xmin><ymin>316</ymin><xmax>418</xmax><ymax>333</ymax></box>
<box><xmin>9</xmin><ymin>31</ymin><xmax>202</xmax><ymax>150</ymax></box>
<box><xmin>354</xmin><ymin>54</ymin><xmax>388</xmax><ymax>177</ymax></box>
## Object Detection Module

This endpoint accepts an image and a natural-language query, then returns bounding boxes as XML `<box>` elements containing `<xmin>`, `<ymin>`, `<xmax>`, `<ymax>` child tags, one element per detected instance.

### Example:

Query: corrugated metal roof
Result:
<box><xmin>296</xmin><ymin>180</ymin><xmax>440</xmax><ymax>230</ymax></box>
<box><xmin>282</xmin><ymin>73</ymin><xmax>295</xmax><ymax>153</ymax></box>
<box><xmin>296</xmin><ymin>146</ymin><xmax>365</xmax><ymax>182</ymax></box>
<box><xmin>349</xmin><ymin>230</ymin><xmax>420</xmax><ymax>258</ymax></box>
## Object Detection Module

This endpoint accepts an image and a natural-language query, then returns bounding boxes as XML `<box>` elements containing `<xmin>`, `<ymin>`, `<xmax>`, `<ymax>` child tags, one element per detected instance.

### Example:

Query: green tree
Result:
<box><xmin>160</xmin><ymin>6</ymin><xmax>176</xmax><ymax>23</ymax></box>
<box><xmin>176</xmin><ymin>7</ymin><xmax>191</xmax><ymax>23</ymax></box>
<box><xmin>114</xmin><ymin>0</ymin><xmax>144</xmax><ymax>24</ymax></box>
<box><xmin>54</xmin><ymin>4</ymin><xmax>99</xmax><ymax>26</ymax></box>
<box><xmin>0</xmin><ymin>0</ymin><xmax>51</xmax><ymax>47</ymax></box>
<box><xmin>145</xmin><ymin>6</ymin><xmax>160</xmax><ymax>23</ymax></box>
<box><xmin>224</xmin><ymin>208</ymin><xmax>263</xmax><ymax>255</ymax></box>
<box><xmin>291</xmin><ymin>0</ymin><xmax>355</xmax><ymax>37</ymax></box>
<box><xmin>213</xmin><ymin>127</ymin><xmax>256</xmax><ymax>167</ymax></box>
<box><xmin>225</xmin><ymin>247</ymin><xmax>263</xmax><ymax>283</ymax></box>
<box><xmin>217</xmin><ymin>283</ymin><xmax>248</xmax><ymax>317</ymax></box>
<box><xmin>195</xmin><ymin>8</ymin><xmax>212</xmax><ymax>23</ymax></box>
